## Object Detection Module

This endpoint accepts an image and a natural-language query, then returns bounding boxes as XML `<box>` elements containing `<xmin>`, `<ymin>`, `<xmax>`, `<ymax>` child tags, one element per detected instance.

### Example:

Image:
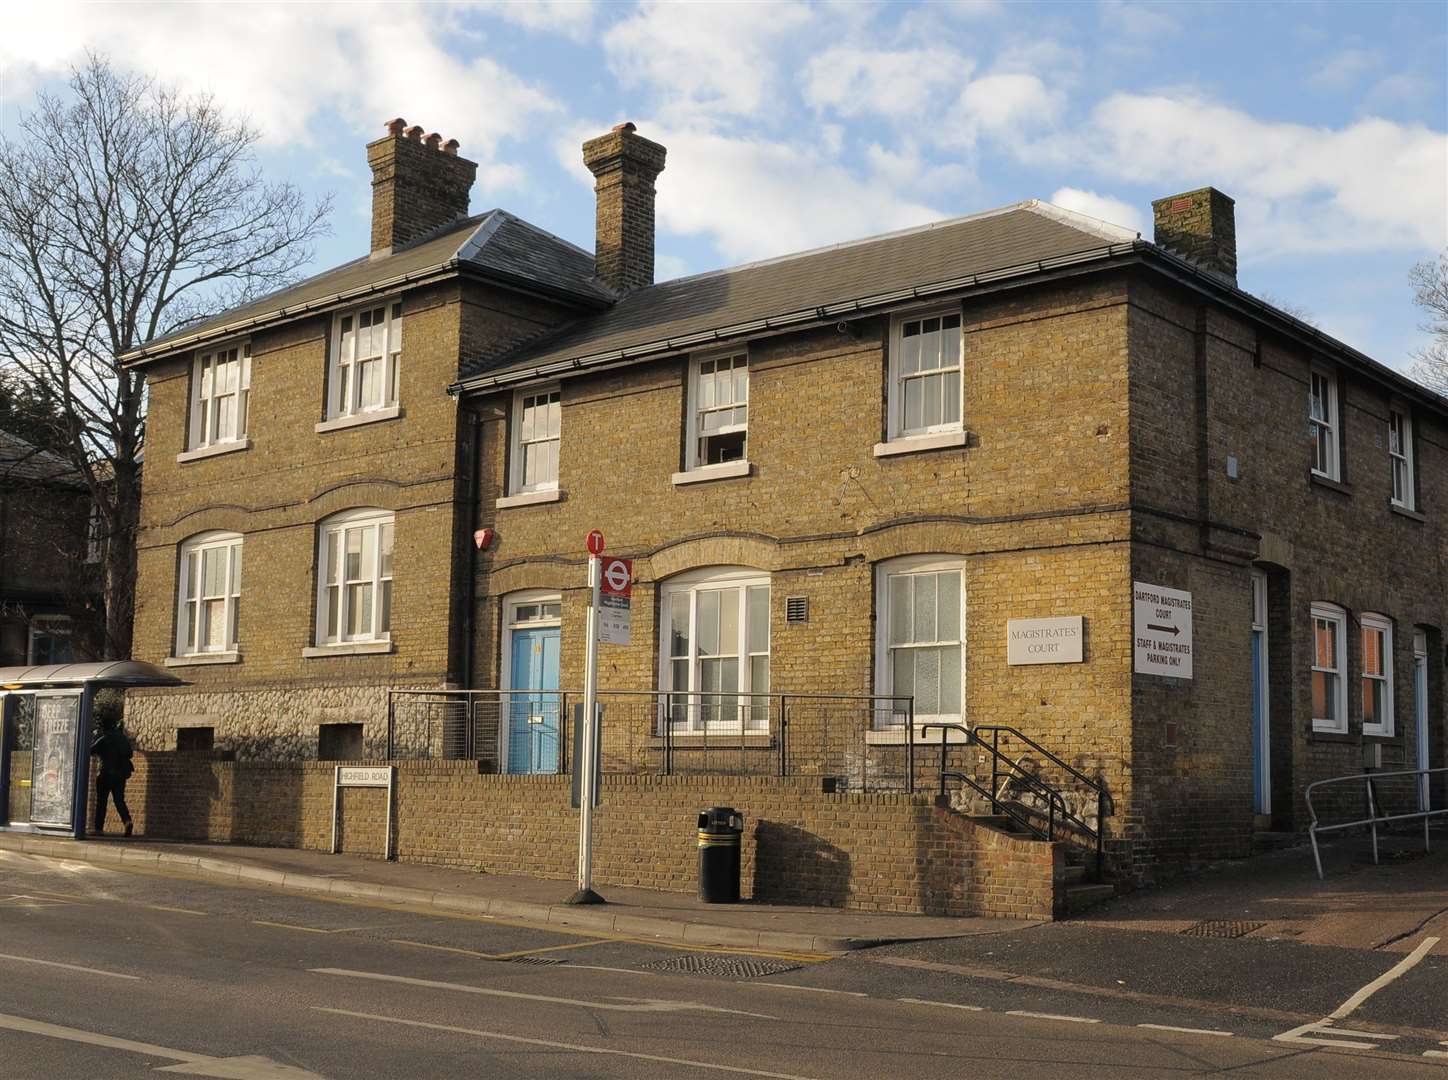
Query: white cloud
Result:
<box><xmin>1098</xmin><ymin>0</ymin><xmax>1180</xmax><ymax>40</ymax></box>
<box><xmin>1030</xmin><ymin>93</ymin><xmax>1448</xmax><ymax>257</ymax></box>
<box><xmin>0</xmin><ymin>1</ymin><xmax>558</xmax><ymax>195</ymax></box>
<box><xmin>1049</xmin><ymin>187</ymin><xmax>1145</xmax><ymax>236</ymax></box>
<box><xmin>654</xmin><ymin>253</ymin><xmax>690</xmax><ymax>281</ymax></box>
<box><xmin>1308</xmin><ymin>47</ymin><xmax>1381</xmax><ymax>91</ymax></box>
<box><xmin>602</xmin><ymin>1</ymin><xmax>814</xmax><ymax>122</ymax></box>
<box><xmin>802</xmin><ymin>46</ymin><xmax>970</xmax><ymax>118</ymax></box>
<box><xmin>944</xmin><ymin>73</ymin><xmax>1063</xmax><ymax>147</ymax></box>
<box><xmin>470</xmin><ymin>0</ymin><xmax>596</xmax><ymax>40</ymax></box>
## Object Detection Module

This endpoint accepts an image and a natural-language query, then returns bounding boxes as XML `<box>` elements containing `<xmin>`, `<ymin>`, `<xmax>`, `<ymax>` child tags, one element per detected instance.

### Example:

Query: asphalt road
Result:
<box><xmin>0</xmin><ymin>849</ymin><xmax>1445</xmax><ymax>1079</ymax></box>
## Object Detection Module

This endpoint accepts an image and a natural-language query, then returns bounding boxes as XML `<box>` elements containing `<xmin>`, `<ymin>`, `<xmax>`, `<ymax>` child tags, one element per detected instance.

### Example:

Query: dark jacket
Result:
<box><xmin>91</xmin><ymin>726</ymin><xmax>133</xmax><ymax>778</ymax></box>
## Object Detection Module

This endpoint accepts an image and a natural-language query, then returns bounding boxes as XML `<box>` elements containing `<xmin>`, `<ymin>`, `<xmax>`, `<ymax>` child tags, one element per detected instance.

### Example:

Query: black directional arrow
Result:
<box><xmin>1147</xmin><ymin>623</ymin><xmax>1180</xmax><ymax>635</ymax></box>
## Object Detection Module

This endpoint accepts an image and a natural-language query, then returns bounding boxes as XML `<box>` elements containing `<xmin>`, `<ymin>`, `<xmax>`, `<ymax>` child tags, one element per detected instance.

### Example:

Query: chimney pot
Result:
<box><xmin>583</xmin><ymin>123</ymin><xmax>666</xmax><ymax>294</ymax></box>
<box><xmin>1151</xmin><ymin>187</ymin><xmax>1237</xmax><ymax>286</ymax></box>
<box><xmin>612</xmin><ymin>121</ymin><xmax>637</xmax><ymax>133</ymax></box>
<box><xmin>443</xmin><ymin>139</ymin><xmax>460</xmax><ymax>156</ymax></box>
<box><xmin>367</xmin><ymin>118</ymin><xmax>477</xmax><ymax>255</ymax></box>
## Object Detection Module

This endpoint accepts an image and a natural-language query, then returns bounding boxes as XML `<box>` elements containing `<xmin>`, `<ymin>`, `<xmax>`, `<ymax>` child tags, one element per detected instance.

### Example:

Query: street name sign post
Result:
<box><xmin>331</xmin><ymin>764</ymin><xmax>395</xmax><ymax>859</ymax></box>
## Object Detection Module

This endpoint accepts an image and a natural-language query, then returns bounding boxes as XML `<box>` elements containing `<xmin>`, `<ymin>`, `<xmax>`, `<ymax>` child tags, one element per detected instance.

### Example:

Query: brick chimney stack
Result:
<box><xmin>1151</xmin><ymin>187</ymin><xmax>1237</xmax><ymax>286</ymax></box>
<box><xmin>367</xmin><ymin>117</ymin><xmax>477</xmax><ymax>257</ymax></box>
<box><xmin>582</xmin><ymin>122</ymin><xmax>667</xmax><ymax>294</ymax></box>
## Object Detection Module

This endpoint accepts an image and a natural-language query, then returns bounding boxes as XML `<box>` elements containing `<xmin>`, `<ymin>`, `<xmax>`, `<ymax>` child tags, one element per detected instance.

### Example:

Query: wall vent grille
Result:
<box><xmin>785</xmin><ymin>597</ymin><xmax>809</xmax><ymax>623</ymax></box>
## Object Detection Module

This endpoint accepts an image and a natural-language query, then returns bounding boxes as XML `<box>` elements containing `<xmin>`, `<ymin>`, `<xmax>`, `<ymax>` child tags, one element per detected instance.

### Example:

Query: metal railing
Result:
<box><xmin>1306</xmin><ymin>766</ymin><xmax>1448</xmax><ymax>879</ymax></box>
<box><xmin>923</xmin><ymin>722</ymin><xmax>1110</xmax><ymax>877</ymax></box>
<box><xmin>385</xmin><ymin>688</ymin><xmax>914</xmax><ymax>787</ymax></box>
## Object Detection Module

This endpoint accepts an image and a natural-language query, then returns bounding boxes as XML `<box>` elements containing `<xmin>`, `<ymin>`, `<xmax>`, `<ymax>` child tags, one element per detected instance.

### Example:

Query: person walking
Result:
<box><xmin>91</xmin><ymin>714</ymin><xmax>134</xmax><ymax>837</ymax></box>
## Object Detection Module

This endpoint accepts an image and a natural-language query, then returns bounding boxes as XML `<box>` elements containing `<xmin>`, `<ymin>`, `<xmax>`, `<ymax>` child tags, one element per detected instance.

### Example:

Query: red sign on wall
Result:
<box><xmin>586</xmin><ymin>529</ymin><xmax>605</xmax><ymax>555</ymax></box>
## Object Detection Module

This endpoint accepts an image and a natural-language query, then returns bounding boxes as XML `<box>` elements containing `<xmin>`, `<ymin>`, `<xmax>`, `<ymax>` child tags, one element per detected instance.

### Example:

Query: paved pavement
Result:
<box><xmin>1</xmin><ymin>847</ymin><xmax>1445</xmax><ymax>1078</ymax></box>
<box><xmin>0</xmin><ymin>833</ymin><xmax>1028</xmax><ymax>953</ymax></box>
<box><xmin>1080</xmin><ymin>830</ymin><xmax>1448</xmax><ymax>955</ymax></box>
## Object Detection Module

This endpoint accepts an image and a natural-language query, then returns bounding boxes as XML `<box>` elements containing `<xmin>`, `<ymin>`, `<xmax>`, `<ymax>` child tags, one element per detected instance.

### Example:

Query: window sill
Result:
<box><xmin>1362</xmin><ymin>729</ymin><xmax>1398</xmax><ymax>741</ymax></box>
<box><xmin>865</xmin><ymin>726</ymin><xmax>968</xmax><ymax>746</ymax></box>
<box><xmin>672</xmin><ymin>460</ymin><xmax>751</xmax><ymax>486</ymax></box>
<box><xmin>873</xmin><ymin>430</ymin><xmax>968</xmax><ymax>458</ymax></box>
<box><xmin>302</xmin><ymin>640</ymin><xmax>394</xmax><ymax>658</ymax></box>
<box><xmin>1308</xmin><ymin>727</ymin><xmax>1352</xmax><ymax>743</ymax></box>
<box><xmin>176</xmin><ymin>439</ymin><xmax>250</xmax><ymax>464</ymax></box>
<box><xmin>163</xmin><ymin>651</ymin><xmax>241</xmax><ymax>667</ymax></box>
<box><xmin>497</xmin><ymin>488</ymin><xmax>563</xmax><ymax>509</ymax></box>
<box><xmin>1309</xmin><ymin>472</ymin><xmax>1352</xmax><ymax>496</ymax></box>
<box><xmin>315</xmin><ymin>405</ymin><xmax>401</xmax><ymax>434</ymax></box>
<box><xmin>1390</xmin><ymin>502</ymin><xmax>1426</xmax><ymax>523</ymax></box>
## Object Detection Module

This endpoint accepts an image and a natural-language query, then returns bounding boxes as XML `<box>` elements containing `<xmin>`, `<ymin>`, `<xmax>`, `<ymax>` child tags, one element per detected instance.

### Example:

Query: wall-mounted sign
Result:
<box><xmin>1133</xmin><ymin>582</ymin><xmax>1194</xmax><ymax>680</ymax></box>
<box><xmin>1007</xmin><ymin>617</ymin><xmax>1084</xmax><ymax>665</ymax></box>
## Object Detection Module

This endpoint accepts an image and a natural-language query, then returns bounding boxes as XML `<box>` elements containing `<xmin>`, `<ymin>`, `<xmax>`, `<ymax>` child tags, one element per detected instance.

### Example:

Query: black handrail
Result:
<box><xmin>922</xmin><ymin>722</ymin><xmax>1110</xmax><ymax>879</ymax></box>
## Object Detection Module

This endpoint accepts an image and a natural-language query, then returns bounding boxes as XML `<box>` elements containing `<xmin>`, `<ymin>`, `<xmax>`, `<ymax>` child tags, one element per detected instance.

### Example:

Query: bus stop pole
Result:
<box><xmin>569</xmin><ymin>552</ymin><xmax>604</xmax><ymax>904</ymax></box>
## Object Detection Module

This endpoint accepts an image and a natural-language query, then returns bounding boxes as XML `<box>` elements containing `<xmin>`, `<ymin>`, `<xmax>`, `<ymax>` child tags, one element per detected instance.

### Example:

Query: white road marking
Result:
<box><xmin>1424</xmin><ymin>1050</ymin><xmax>1448</xmax><ymax>1058</ymax></box>
<box><xmin>1274</xmin><ymin>936</ymin><xmax>1440</xmax><ymax>1050</ymax></box>
<box><xmin>309</xmin><ymin>967</ymin><xmax>778</xmax><ymax>1018</ymax></box>
<box><xmin>898</xmin><ymin>997</ymin><xmax>985</xmax><ymax>1011</ymax></box>
<box><xmin>1006</xmin><ymin>1010</ymin><xmax>1100</xmax><ymax>1024</ymax></box>
<box><xmin>314</xmin><ymin>1006</ymin><xmax>821</xmax><ymax>1080</ymax></box>
<box><xmin>752</xmin><ymin>985</ymin><xmax>867</xmax><ymax>997</ymax></box>
<box><xmin>1329</xmin><ymin>936</ymin><xmax>1439</xmax><ymax>1020</ymax></box>
<box><xmin>1137</xmin><ymin>1023</ymin><xmax>1234</xmax><ymax>1038</ymax></box>
<box><xmin>0</xmin><ymin>1012</ymin><xmax>321</xmax><ymax>1078</ymax></box>
<box><xmin>1272</xmin><ymin>1019</ymin><xmax>1397</xmax><ymax>1050</ymax></box>
<box><xmin>0</xmin><ymin>951</ymin><xmax>140</xmax><ymax>980</ymax></box>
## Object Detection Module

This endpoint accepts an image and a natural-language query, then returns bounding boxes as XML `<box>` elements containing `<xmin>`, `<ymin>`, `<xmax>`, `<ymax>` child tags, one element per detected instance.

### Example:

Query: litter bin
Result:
<box><xmin>697</xmin><ymin>806</ymin><xmax>743</xmax><ymax>903</ymax></box>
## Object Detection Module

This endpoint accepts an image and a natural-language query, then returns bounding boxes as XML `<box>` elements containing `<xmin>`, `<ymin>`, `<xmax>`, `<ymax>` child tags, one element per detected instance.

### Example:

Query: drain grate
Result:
<box><xmin>1180</xmin><ymin>920</ymin><xmax>1264</xmax><ymax>939</ymax></box>
<box><xmin>641</xmin><ymin>953</ymin><xmax>803</xmax><ymax>979</ymax></box>
<box><xmin>503</xmin><ymin>955</ymin><xmax>568</xmax><ymax>966</ymax></box>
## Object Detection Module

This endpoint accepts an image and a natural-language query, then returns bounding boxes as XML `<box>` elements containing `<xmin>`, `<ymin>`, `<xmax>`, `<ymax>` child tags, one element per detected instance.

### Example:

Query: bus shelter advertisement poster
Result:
<box><xmin>30</xmin><ymin>695</ymin><xmax>80</xmax><ymax>826</ymax></box>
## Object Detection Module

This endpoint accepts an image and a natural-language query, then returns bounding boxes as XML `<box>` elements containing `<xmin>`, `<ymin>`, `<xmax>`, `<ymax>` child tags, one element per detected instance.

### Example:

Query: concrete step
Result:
<box><xmin>1057</xmin><ymin>864</ymin><xmax>1087</xmax><ymax>886</ymax></box>
<box><xmin>1063</xmin><ymin>882</ymin><xmax>1115</xmax><ymax>915</ymax></box>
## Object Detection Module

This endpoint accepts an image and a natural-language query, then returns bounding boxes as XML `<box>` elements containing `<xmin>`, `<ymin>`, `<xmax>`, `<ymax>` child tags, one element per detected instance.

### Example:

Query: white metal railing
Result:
<box><xmin>1306</xmin><ymin>766</ymin><xmax>1448</xmax><ymax>879</ymax></box>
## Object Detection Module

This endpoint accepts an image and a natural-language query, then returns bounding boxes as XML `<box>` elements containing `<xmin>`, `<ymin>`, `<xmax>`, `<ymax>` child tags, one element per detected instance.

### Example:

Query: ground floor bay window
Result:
<box><xmin>659</xmin><ymin>568</ymin><xmax>770</xmax><ymax>734</ymax></box>
<box><xmin>875</xmin><ymin>556</ymin><xmax>965</xmax><ymax>730</ymax></box>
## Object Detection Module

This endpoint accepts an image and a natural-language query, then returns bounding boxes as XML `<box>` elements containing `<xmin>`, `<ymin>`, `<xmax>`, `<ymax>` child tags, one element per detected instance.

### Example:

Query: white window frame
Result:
<box><xmin>684</xmin><ymin>350</ymin><xmax>749</xmax><ymax>472</ymax></box>
<box><xmin>1389</xmin><ymin>409</ymin><xmax>1415</xmax><ymax>510</ymax></box>
<box><xmin>499</xmin><ymin>590</ymin><xmax>563</xmax><ymax>692</ymax></box>
<box><xmin>328</xmin><ymin>299</ymin><xmax>402</xmax><ymax>420</ymax></box>
<box><xmin>508</xmin><ymin>387</ymin><xmax>562</xmax><ymax>496</ymax></box>
<box><xmin>1309</xmin><ymin>368</ymin><xmax>1340</xmax><ymax>481</ymax></box>
<box><xmin>658</xmin><ymin>567</ymin><xmax>771</xmax><ymax>735</ymax></box>
<box><xmin>1310</xmin><ymin>602</ymin><xmax>1348</xmax><ymax>734</ymax></box>
<box><xmin>874</xmin><ymin>555</ymin><xmax>966</xmax><ymax>730</ymax></box>
<box><xmin>1361</xmin><ymin>612</ymin><xmax>1394</xmax><ymax>738</ymax></box>
<box><xmin>176</xmin><ymin>532</ymin><xmax>243</xmax><ymax>656</ymax></box>
<box><xmin>887</xmin><ymin>308</ymin><xmax>964</xmax><ymax>442</ymax></box>
<box><xmin>189</xmin><ymin>340</ymin><xmax>251</xmax><ymax>450</ymax></box>
<box><xmin>315</xmin><ymin>509</ymin><xmax>394</xmax><ymax>646</ymax></box>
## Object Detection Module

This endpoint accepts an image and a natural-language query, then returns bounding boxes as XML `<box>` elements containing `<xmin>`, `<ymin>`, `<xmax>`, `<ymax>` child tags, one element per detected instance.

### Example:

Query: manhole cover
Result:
<box><xmin>1181</xmin><ymin>920</ymin><xmax>1264</xmax><ymax>939</ymax></box>
<box><xmin>642</xmin><ymin>954</ymin><xmax>802</xmax><ymax>979</ymax></box>
<box><xmin>503</xmin><ymin>955</ymin><xmax>567</xmax><ymax>966</ymax></box>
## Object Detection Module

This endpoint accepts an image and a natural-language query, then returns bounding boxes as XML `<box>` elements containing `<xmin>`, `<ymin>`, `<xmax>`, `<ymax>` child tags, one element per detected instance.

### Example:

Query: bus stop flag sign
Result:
<box><xmin>599</xmin><ymin>557</ymin><xmax>632</xmax><ymax>646</ymax></box>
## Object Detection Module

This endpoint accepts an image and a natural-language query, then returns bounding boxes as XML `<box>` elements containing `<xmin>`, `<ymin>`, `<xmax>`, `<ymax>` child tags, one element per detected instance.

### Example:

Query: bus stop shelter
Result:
<box><xmin>0</xmin><ymin>661</ymin><xmax>184</xmax><ymax>840</ymax></box>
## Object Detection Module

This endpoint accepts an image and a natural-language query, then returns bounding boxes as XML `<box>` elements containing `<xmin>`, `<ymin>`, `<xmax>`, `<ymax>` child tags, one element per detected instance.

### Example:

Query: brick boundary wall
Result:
<box><xmin>101</xmin><ymin>753</ymin><xmax>1063</xmax><ymax>920</ymax></box>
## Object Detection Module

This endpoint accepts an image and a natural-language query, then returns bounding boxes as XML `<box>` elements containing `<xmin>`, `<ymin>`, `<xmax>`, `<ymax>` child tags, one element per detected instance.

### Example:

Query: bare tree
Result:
<box><xmin>0</xmin><ymin>54</ymin><xmax>330</xmax><ymax>658</ymax></box>
<box><xmin>1409</xmin><ymin>251</ymin><xmax>1448</xmax><ymax>395</ymax></box>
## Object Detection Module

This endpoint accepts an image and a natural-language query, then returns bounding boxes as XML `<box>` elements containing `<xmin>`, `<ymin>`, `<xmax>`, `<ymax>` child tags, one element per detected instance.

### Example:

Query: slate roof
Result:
<box><xmin>0</xmin><ymin>429</ymin><xmax>84</xmax><ymax>487</ymax></box>
<box><xmin>123</xmin><ymin>210</ymin><xmax>613</xmax><ymax>362</ymax></box>
<box><xmin>456</xmin><ymin>201</ymin><xmax>1139</xmax><ymax>387</ymax></box>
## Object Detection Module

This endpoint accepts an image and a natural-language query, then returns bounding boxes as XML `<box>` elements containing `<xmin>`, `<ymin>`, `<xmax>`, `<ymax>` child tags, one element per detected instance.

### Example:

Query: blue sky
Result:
<box><xmin>4</xmin><ymin>1</ymin><xmax>1446</xmax><ymax>370</ymax></box>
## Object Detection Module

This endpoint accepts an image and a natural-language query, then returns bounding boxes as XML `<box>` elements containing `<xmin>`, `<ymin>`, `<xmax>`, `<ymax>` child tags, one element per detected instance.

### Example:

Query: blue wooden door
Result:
<box><xmin>508</xmin><ymin>627</ymin><xmax>560</xmax><ymax>774</ymax></box>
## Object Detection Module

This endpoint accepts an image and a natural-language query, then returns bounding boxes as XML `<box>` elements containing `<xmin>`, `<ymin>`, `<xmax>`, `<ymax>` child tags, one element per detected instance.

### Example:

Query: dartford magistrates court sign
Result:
<box><xmin>1133</xmin><ymin>582</ymin><xmax>1193</xmax><ymax>679</ymax></box>
<box><xmin>1007</xmin><ymin>617</ymin><xmax>1084</xmax><ymax>665</ymax></box>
